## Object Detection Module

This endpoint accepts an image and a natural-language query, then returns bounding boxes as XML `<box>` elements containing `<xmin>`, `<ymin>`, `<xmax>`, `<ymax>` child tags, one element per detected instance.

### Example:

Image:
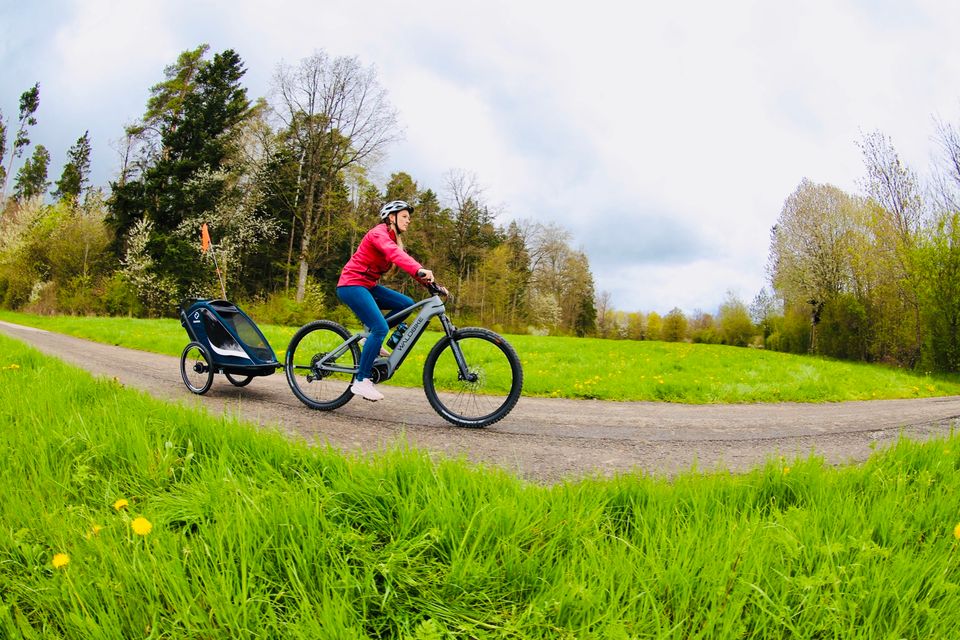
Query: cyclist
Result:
<box><xmin>336</xmin><ymin>200</ymin><xmax>439</xmax><ymax>402</ymax></box>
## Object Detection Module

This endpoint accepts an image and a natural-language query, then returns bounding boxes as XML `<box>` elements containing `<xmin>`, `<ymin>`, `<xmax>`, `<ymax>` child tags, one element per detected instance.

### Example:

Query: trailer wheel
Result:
<box><xmin>180</xmin><ymin>342</ymin><xmax>214</xmax><ymax>395</ymax></box>
<box><xmin>225</xmin><ymin>373</ymin><xmax>253</xmax><ymax>387</ymax></box>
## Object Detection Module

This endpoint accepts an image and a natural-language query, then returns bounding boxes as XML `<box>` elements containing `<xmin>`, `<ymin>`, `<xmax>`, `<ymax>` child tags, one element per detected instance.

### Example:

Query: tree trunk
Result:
<box><xmin>295</xmin><ymin>180</ymin><xmax>317</xmax><ymax>302</ymax></box>
<box><xmin>285</xmin><ymin>148</ymin><xmax>306</xmax><ymax>295</ymax></box>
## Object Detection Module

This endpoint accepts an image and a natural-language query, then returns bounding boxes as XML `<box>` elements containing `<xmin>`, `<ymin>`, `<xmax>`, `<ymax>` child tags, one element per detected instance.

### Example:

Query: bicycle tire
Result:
<box><xmin>285</xmin><ymin>320</ymin><xmax>358</xmax><ymax>410</ymax></box>
<box><xmin>180</xmin><ymin>342</ymin><xmax>214</xmax><ymax>395</ymax></box>
<box><xmin>422</xmin><ymin>327</ymin><xmax>523</xmax><ymax>428</ymax></box>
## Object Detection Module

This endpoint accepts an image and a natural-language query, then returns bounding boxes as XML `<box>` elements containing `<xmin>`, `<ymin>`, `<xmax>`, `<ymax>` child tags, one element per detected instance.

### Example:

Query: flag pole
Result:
<box><xmin>211</xmin><ymin>251</ymin><xmax>227</xmax><ymax>300</ymax></box>
<box><xmin>201</xmin><ymin>223</ymin><xmax>227</xmax><ymax>299</ymax></box>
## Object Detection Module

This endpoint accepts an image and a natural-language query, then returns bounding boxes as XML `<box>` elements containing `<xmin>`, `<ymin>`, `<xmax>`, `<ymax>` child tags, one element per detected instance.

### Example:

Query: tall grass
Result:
<box><xmin>2</xmin><ymin>333</ymin><xmax>960</xmax><ymax>637</ymax></box>
<box><xmin>3</xmin><ymin>310</ymin><xmax>959</xmax><ymax>403</ymax></box>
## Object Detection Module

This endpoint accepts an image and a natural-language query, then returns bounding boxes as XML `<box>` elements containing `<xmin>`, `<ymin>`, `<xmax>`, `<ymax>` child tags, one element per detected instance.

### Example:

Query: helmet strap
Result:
<box><xmin>387</xmin><ymin>213</ymin><xmax>402</xmax><ymax>234</ymax></box>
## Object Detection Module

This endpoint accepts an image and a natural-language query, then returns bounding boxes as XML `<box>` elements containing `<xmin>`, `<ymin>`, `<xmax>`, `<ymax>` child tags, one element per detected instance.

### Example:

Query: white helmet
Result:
<box><xmin>379</xmin><ymin>200</ymin><xmax>413</xmax><ymax>220</ymax></box>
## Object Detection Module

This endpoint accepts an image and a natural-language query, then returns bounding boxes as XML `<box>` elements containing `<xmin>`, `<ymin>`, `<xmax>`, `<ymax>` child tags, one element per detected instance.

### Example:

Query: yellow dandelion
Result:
<box><xmin>783</xmin><ymin>467</ymin><xmax>791</xmax><ymax>475</ymax></box>
<box><xmin>131</xmin><ymin>517</ymin><xmax>153</xmax><ymax>536</ymax></box>
<box><xmin>955</xmin><ymin>522</ymin><xmax>960</xmax><ymax>540</ymax></box>
<box><xmin>113</xmin><ymin>498</ymin><xmax>129</xmax><ymax>511</ymax></box>
<box><xmin>52</xmin><ymin>553</ymin><xmax>70</xmax><ymax>569</ymax></box>
<box><xmin>88</xmin><ymin>524</ymin><xmax>104</xmax><ymax>538</ymax></box>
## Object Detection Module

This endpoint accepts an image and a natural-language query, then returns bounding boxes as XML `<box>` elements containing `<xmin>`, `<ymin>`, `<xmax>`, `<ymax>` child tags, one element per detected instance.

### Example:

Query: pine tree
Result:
<box><xmin>1</xmin><ymin>83</ymin><xmax>40</xmax><ymax>201</ymax></box>
<box><xmin>12</xmin><ymin>144</ymin><xmax>50</xmax><ymax>202</ymax></box>
<box><xmin>108</xmin><ymin>47</ymin><xmax>253</xmax><ymax>296</ymax></box>
<box><xmin>53</xmin><ymin>131</ymin><xmax>92</xmax><ymax>203</ymax></box>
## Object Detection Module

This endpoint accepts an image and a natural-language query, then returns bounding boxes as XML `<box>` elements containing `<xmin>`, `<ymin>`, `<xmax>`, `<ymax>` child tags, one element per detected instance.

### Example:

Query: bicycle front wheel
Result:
<box><xmin>423</xmin><ymin>328</ymin><xmax>523</xmax><ymax>428</ymax></box>
<box><xmin>285</xmin><ymin>320</ymin><xmax>358</xmax><ymax>410</ymax></box>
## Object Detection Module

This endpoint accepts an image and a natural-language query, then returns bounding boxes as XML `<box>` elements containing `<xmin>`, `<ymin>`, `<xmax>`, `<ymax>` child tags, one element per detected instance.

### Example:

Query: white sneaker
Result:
<box><xmin>359</xmin><ymin>338</ymin><xmax>390</xmax><ymax>358</ymax></box>
<box><xmin>351</xmin><ymin>378</ymin><xmax>384</xmax><ymax>402</ymax></box>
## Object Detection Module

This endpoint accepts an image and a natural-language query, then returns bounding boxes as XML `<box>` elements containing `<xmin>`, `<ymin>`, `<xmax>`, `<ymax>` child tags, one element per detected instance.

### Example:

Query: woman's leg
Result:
<box><xmin>370</xmin><ymin>285</ymin><xmax>415</xmax><ymax>325</ymax></box>
<box><xmin>336</xmin><ymin>286</ymin><xmax>388</xmax><ymax>382</ymax></box>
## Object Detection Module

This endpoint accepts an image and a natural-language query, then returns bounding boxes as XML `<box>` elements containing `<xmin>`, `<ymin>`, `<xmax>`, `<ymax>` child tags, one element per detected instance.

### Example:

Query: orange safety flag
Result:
<box><xmin>201</xmin><ymin>223</ymin><xmax>211</xmax><ymax>253</ymax></box>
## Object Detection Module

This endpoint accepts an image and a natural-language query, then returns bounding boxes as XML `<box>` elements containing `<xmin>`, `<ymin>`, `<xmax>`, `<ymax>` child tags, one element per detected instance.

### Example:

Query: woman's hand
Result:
<box><xmin>417</xmin><ymin>268</ymin><xmax>435</xmax><ymax>283</ymax></box>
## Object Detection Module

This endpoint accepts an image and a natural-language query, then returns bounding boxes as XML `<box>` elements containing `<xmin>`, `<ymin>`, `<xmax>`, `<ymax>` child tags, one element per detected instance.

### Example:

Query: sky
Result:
<box><xmin>2</xmin><ymin>0</ymin><xmax>960</xmax><ymax>314</ymax></box>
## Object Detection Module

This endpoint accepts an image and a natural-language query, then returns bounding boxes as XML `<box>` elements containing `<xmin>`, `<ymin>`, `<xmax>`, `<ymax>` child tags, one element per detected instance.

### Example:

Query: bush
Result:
<box><xmin>242</xmin><ymin>285</ymin><xmax>327</xmax><ymax>327</ymax></box>
<box><xmin>691</xmin><ymin>328</ymin><xmax>721</xmax><ymax>344</ymax></box>
<box><xmin>817</xmin><ymin>294</ymin><xmax>868</xmax><ymax>360</ymax></box>
<box><xmin>101</xmin><ymin>273</ymin><xmax>145</xmax><ymax>317</ymax></box>
<box><xmin>22</xmin><ymin>281</ymin><xmax>58</xmax><ymax>315</ymax></box>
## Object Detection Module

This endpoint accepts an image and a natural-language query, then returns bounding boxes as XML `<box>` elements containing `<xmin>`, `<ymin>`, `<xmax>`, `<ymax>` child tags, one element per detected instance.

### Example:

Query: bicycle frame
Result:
<box><xmin>314</xmin><ymin>292</ymin><xmax>470</xmax><ymax>382</ymax></box>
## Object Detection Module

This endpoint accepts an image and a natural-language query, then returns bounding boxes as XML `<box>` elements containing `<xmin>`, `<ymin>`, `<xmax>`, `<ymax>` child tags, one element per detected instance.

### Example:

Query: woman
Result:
<box><xmin>336</xmin><ymin>200</ymin><xmax>436</xmax><ymax>402</ymax></box>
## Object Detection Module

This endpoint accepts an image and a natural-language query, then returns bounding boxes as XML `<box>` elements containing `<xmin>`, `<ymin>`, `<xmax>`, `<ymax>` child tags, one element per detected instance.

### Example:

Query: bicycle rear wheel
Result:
<box><xmin>423</xmin><ymin>328</ymin><xmax>523</xmax><ymax>428</ymax></box>
<box><xmin>285</xmin><ymin>320</ymin><xmax>358</xmax><ymax>410</ymax></box>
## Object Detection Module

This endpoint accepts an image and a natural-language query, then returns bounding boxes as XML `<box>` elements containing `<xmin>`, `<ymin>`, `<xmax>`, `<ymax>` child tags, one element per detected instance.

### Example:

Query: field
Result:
<box><xmin>1</xmin><ymin>332</ymin><xmax>959</xmax><ymax>638</ymax></box>
<box><xmin>2</xmin><ymin>310</ymin><xmax>959</xmax><ymax>403</ymax></box>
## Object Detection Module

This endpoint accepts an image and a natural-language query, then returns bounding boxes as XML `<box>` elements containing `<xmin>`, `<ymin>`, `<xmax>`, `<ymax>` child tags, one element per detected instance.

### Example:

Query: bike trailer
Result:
<box><xmin>178</xmin><ymin>299</ymin><xmax>280</xmax><ymax>393</ymax></box>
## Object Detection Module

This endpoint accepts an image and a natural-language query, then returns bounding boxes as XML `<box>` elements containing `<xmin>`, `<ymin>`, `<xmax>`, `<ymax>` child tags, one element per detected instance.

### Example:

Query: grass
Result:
<box><xmin>1</xmin><ymin>333</ymin><xmax>960</xmax><ymax>638</ymax></box>
<box><xmin>2</xmin><ymin>309</ymin><xmax>960</xmax><ymax>403</ymax></box>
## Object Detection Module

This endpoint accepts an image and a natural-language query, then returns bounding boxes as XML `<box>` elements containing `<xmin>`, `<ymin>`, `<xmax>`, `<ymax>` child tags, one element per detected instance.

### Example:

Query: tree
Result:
<box><xmin>689</xmin><ymin>310</ymin><xmax>719</xmax><ymax>344</ymax></box>
<box><xmin>525</xmin><ymin>221</ymin><xmax>598</xmax><ymax>334</ymax></box>
<box><xmin>272</xmin><ymin>51</ymin><xmax>400</xmax><ymax>302</ymax></box>
<box><xmin>767</xmin><ymin>179</ymin><xmax>864</xmax><ymax>351</ymax></box>
<box><xmin>1</xmin><ymin>82</ymin><xmax>40</xmax><ymax>202</ymax></box>
<box><xmin>502</xmin><ymin>220</ymin><xmax>531</xmax><ymax>327</ymax></box>
<box><xmin>109</xmin><ymin>47</ymin><xmax>256</xmax><ymax>300</ymax></box>
<box><xmin>857</xmin><ymin>130</ymin><xmax>924</xmax><ymax>363</ymax></box>
<box><xmin>558</xmin><ymin>250</ymin><xmax>595</xmax><ymax>336</ymax></box>
<box><xmin>111</xmin><ymin>46</ymin><xmax>210</xmax><ymax>193</ymax></box>
<box><xmin>625</xmin><ymin>312</ymin><xmax>645</xmax><ymax>340</ymax></box>
<box><xmin>662</xmin><ymin>307</ymin><xmax>688</xmax><ymax>342</ymax></box>
<box><xmin>53</xmin><ymin>131</ymin><xmax>92</xmax><ymax>203</ymax></box>
<box><xmin>0</xmin><ymin>112</ymin><xmax>6</xmax><ymax>198</ymax></box>
<box><xmin>749</xmin><ymin>287</ymin><xmax>781</xmax><ymax>342</ymax></box>
<box><xmin>402</xmin><ymin>187</ymin><xmax>453</xmax><ymax>285</ymax></box>
<box><xmin>12</xmin><ymin>144</ymin><xmax>50</xmax><ymax>202</ymax></box>
<box><xmin>595</xmin><ymin>290</ymin><xmax>614</xmax><ymax>338</ymax></box>
<box><xmin>443</xmin><ymin>170</ymin><xmax>499</xmax><ymax>289</ymax></box>
<box><xmin>528</xmin><ymin>221</ymin><xmax>572</xmax><ymax>324</ymax></box>
<box><xmin>717</xmin><ymin>292</ymin><xmax>754</xmax><ymax>347</ymax></box>
<box><xmin>384</xmin><ymin>171</ymin><xmax>417</xmax><ymax>202</ymax></box>
<box><xmin>915</xmin><ymin>212</ymin><xmax>960</xmax><ymax>371</ymax></box>
<box><xmin>858</xmin><ymin>130</ymin><xmax>924</xmax><ymax>239</ymax></box>
<box><xmin>646</xmin><ymin>311</ymin><xmax>663</xmax><ymax>341</ymax></box>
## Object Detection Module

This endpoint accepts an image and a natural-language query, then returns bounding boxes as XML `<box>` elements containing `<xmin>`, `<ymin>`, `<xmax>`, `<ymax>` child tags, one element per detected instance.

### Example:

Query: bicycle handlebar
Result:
<box><xmin>423</xmin><ymin>281</ymin><xmax>449</xmax><ymax>298</ymax></box>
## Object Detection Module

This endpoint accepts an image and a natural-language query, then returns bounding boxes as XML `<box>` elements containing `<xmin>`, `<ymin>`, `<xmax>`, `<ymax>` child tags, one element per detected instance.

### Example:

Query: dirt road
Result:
<box><xmin>3</xmin><ymin>319</ymin><xmax>959</xmax><ymax>483</ymax></box>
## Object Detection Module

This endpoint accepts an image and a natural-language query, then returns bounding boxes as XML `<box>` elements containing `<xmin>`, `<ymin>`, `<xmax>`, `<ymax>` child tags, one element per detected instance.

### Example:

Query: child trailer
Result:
<box><xmin>178</xmin><ymin>298</ymin><xmax>280</xmax><ymax>394</ymax></box>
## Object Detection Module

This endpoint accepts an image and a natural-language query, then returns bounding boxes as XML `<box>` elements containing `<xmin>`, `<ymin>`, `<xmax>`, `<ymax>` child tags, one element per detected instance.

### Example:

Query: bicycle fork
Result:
<box><xmin>439</xmin><ymin>314</ymin><xmax>478</xmax><ymax>383</ymax></box>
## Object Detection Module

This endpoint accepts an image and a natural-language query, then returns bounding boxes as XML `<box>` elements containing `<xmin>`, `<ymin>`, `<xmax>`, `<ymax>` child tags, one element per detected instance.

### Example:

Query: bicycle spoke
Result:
<box><xmin>423</xmin><ymin>328</ymin><xmax>522</xmax><ymax>428</ymax></box>
<box><xmin>285</xmin><ymin>321</ymin><xmax>358</xmax><ymax>410</ymax></box>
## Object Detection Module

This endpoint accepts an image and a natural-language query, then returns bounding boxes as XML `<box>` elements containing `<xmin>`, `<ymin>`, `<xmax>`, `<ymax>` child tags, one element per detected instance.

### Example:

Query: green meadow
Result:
<box><xmin>2</xmin><ymin>310</ymin><xmax>959</xmax><ymax>403</ymax></box>
<box><xmin>1</xmin><ymin>333</ymin><xmax>960</xmax><ymax>638</ymax></box>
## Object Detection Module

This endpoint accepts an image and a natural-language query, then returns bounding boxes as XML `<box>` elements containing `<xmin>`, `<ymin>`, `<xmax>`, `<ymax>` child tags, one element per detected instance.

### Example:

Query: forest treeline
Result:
<box><xmin>592</xmin><ymin>125</ymin><xmax>960</xmax><ymax>374</ymax></box>
<box><xmin>0</xmin><ymin>45</ymin><xmax>597</xmax><ymax>336</ymax></box>
<box><xmin>4</xmin><ymin>44</ymin><xmax>960</xmax><ymax>371</ymax></box>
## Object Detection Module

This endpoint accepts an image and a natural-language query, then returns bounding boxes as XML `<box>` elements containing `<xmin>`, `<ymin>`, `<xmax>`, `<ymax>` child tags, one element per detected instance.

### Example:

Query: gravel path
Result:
<box><xmin>3</xmin><ymin>319</ymin><xmax>959</xmax><ymax>483</ymax></box>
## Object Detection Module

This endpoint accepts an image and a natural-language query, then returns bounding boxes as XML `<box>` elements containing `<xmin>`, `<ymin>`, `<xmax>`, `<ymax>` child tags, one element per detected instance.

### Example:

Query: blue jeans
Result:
<box><xmin>336</xmin><ymin>285</ymin><xmax>414</xmax><ymax>381</ymax></box>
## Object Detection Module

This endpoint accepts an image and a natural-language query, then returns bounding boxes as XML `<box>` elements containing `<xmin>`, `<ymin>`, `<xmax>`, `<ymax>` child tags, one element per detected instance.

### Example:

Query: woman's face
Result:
<box><xmin>393</xmin><ymin>210</ymin><xmax>411</xmax><ymax>233</ymax></box>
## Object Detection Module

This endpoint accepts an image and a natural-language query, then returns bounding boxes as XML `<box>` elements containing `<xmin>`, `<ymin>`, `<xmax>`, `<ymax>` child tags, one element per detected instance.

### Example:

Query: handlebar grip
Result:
<box><xmin>425</xmin><ymin>281</ymin><xmax>449</xmax><ymax>298</ymax></box>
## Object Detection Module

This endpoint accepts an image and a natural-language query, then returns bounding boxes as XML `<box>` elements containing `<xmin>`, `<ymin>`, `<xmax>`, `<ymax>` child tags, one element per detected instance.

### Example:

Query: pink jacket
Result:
<box><xmin>337</xmin><ymin>224</ymin><xmax>424</xmax><ymax>288</ymax></box>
